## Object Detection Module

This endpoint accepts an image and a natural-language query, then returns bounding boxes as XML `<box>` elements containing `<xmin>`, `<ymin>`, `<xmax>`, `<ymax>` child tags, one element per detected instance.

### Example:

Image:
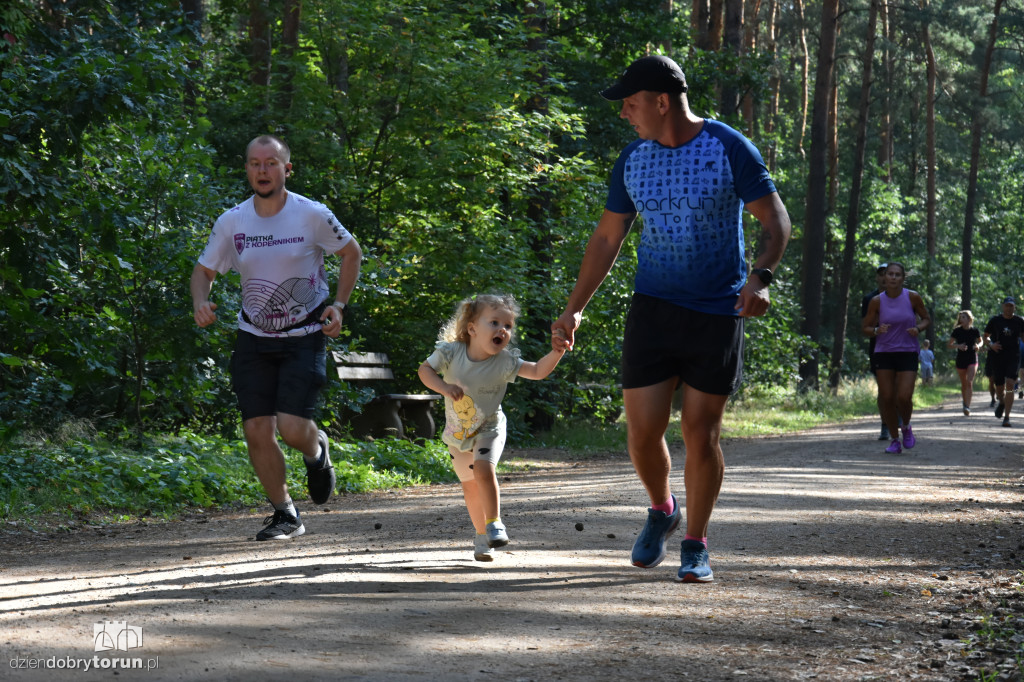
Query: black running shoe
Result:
<box><xmin>305</xmin><ymin>429</ymin><xmax>336</xmax><ymax>505</ymax></box>
<box><xmin>256</xmin><ymin>510</ymin><xmax>305</xmax><ymax>541</ymax></box>
<box><xmin>996</xmin><ymin>401</ymin><xmax>1005</xmax><ymax>419</ymax></box>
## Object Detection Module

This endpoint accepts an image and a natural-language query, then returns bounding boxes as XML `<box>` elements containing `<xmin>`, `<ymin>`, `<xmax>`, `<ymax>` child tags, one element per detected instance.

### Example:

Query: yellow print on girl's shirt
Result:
<box><xmin>451</xmin><ymin>395</ymin><xmax>479</xmax><ymax>440</ymax></box>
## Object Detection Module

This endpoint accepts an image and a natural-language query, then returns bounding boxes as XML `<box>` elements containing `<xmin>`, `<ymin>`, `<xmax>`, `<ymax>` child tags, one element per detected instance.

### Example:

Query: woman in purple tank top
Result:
<box><xmin>861</xmin><ymin>262</ymin><xmax>932</xmax><ymax>454</ymax></box>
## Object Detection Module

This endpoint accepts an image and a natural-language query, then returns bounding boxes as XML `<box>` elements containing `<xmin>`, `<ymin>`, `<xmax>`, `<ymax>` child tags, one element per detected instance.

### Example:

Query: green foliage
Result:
<box><xmin>2</xmin><ymin>0</ymin><xmax>1023</xmax><ymax>451</ymax></box>
<box><xmin>742</xmin><ymin>278</ymin><xmax>806</xmax><ymax>389</ymax></box>
<box><xmin>0</xmin><ymin>431</ymin><xmax>264</xmax><ymax>517</ymax></box>
<box><xmin>331</xmin><ymin>438</ymin><xmax>457</xmax><ymax>493</ymax></box>
<box><xmin>0</xmin><ymin>429</ymin><xmax>456</xmax><ymax>520</ymax></box>
<box><xmin>1</xmin><ymin>1</ymin><xmax>233</xmax><ymax>432</ymax></box>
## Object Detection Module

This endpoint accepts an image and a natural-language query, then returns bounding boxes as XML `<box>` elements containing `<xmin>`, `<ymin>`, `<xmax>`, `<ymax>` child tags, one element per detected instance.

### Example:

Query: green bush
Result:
<box><xmin>0</xmin><ymin>430</ymin><xmax>456</xmax><ymax>522</ymax></box>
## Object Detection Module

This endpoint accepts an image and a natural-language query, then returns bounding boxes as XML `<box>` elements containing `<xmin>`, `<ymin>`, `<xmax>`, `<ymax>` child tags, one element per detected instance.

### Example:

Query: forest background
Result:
<box><xmin>2</xmin><ymin>0</ymin><xmax>1023</xmax><ymax>450</ymax></box>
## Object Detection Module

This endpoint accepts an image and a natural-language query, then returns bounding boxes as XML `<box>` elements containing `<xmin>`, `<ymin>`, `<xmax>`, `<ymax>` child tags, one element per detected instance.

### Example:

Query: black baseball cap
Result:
<box><xmin>1003</xmin><ymin>296</ymin><xmax>1016</xmax><ymax>305</ymax></box>
<box><xmin>600</xmin><ymin>55</ymin><xmax>688</xmax><ymax>101</ymax></box>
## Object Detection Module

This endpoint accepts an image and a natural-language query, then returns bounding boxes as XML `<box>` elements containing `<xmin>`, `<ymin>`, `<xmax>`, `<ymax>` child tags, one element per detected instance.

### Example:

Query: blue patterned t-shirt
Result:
<box><xmin>605</xmin><ymin>119</ymin><xmax>776</xmax><ymax>316</ymax></box>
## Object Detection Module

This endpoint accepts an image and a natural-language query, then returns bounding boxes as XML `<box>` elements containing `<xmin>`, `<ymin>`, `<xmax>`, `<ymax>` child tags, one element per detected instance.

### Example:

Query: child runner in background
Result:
<box><xmin>418</xmin><ymin>294</ymin><xmax>566</xmax><ymax>562</ymax></box>
<box><xmin>918</xmin><ymin>340</ymin><xmax>935</xmax><ymax>386</ymax></box>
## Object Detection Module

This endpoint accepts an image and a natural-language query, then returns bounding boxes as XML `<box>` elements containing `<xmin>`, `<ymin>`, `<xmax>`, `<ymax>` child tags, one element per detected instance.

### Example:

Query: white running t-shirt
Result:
<box><xmin>199</xmin><ymin>192</ymin><xmax>353</xmax><ymax>337</ymax></box>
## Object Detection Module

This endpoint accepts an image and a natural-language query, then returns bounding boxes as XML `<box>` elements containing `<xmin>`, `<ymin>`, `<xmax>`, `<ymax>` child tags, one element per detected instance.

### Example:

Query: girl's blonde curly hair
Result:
<box><xmin>439</xmin><ymin>294</ymin><xmax>521</xmax><ymax>345</ymax></box>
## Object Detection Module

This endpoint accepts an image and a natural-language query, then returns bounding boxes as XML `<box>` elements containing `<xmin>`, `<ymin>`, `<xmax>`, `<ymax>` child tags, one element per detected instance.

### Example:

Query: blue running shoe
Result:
<box><xmin>631</xmin><ymin>495</ymin><xmax>681</xmax><ymax>568</ymax></box>
<box><xmin>676</xmin><ymin>539</ymin><xmax>714</xmax><ymax>583</ymax></box>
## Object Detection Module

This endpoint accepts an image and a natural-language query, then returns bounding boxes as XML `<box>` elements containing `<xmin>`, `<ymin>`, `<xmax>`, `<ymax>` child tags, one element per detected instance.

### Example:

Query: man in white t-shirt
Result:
<box><xmin>190</xmin><ymin>135</ymin><xmax>362</xmax><ymax>540</ymax></box>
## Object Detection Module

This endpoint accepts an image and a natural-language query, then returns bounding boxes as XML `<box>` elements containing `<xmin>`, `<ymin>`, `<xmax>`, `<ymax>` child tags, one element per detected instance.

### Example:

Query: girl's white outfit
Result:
<box><xmin>424</xmin><ymin>341</ymin><xmax>524</xmax><ymax>480</ymax></box>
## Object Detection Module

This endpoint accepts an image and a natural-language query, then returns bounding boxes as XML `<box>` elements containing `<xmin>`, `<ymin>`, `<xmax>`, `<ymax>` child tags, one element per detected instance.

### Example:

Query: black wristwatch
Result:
<box><xmin>751</xmin><ymin>267</ymin><xmax>773</xmax><ymax>286</ymax></box>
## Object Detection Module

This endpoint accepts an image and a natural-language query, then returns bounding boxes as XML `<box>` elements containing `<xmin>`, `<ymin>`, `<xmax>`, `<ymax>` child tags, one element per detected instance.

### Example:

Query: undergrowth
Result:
<box><xmin>0</xmin><ymin>429</ymin><xmax>455</xmax><ymax>524</ymax></box>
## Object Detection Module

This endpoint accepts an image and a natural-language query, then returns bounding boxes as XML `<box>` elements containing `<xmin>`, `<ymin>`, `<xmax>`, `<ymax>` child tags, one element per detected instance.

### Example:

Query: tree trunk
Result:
<box><xmin>827</xmin><ymin>72</ymin><xmax>839</xmax><ymax>210</ymax></box>
<box><xmin>524</xmin><ymin>0</ymin><xmax>555</xmax><ymax>431</ymax></box>
<box><xmin>249</xmin><ymin>0</ymin><xmax>270</xmax><ymax>88</ymax></box>
<box><xmin>741</xmin><ymin>0</ymin><xmax>762</xmax><ymax>134</ymax></box>
<box><xmin>876</xmin><ymin>0</ymin><xmax>893</xmax><ymax>181</ymax></box>
<box><xmin>828</xmin><ymin>0</ymin><xmax>878</xmax><ymax>390</ymax></box>
<box><xmin>708</xmin><ymin>0</ymin><xmax>724</xmax><ymax>51</ymax></box>
<box><xmin>660</xmin><ymin>0</ymin><xmax>673</xmax><ymax>53</ymax></box>
<box><xmin>180</xmin><ymin>0</ymin><xmax>204</xmax><ymax>109</ymax></box>
<box><xmin>764</xmin><ymin>0</ymin><xmax>779</xmax><ymax>170</ymax></box>
<box><xmin>693</xmin><ymin>0</ymin><xmax>712</xmax><ymax>51</ymax></box>
<box><xmin>923</xmin><ymin>0</ymin><xmax>937</xmax><ymax>341</ymax></box>
<box><xmin>720</xmin><ymin>0</ymin><xmax>743</xmax><ymax>116</ymax></box>
<box><xmin>275</xmin><ymin>0</ymin><xmax>302</xmax><ymax>113</ymax></box>
<box><xmin>798</xmin><ymin>0</ymin><xmax>839</xmax><ymax>392</ymax></box>
<box><xmin>794</xmin><ymin>0</ymin><xmax>810</xmax><ymax>157</ymax></box>
<box><xmin>961</xmin><ymin>0</ymin><xmax>1004</xmax><ymax>312</ymax></box>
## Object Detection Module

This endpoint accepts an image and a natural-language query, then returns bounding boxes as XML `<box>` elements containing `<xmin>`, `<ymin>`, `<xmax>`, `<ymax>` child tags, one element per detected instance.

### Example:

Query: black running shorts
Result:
<box><xmin>621</xmin><ymin>293</ymin><xmax>744</xmax><ymax>396</ymax></box>
<box><xmin>873</xmin><ymin>351</ymin><xmax>918</xmax><ymax>373</ymax></box>
<box><xmin>991</xmin><ymin>352</ymin><xmax>1022</xmax><ymax>383</ymax></box>
<box><xmin>230</xmin><ymin>330</ymin><xmax>328</xmax><ymax>421</ymax></box>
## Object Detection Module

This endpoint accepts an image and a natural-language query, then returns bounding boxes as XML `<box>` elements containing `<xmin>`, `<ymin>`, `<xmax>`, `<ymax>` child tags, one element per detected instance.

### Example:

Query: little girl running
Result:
<box><xmin>418</xmin><ymin>294</ymin><xmax>566</xmax><ymax>562</ymax></box>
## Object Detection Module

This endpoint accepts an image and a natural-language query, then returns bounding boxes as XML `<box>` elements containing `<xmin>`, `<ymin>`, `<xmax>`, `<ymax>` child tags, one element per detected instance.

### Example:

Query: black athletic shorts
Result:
<box><xmin>990</xmin><ymin>352</ymin><xmax>1022</xmax><ymax>383</ymax></box>
<box><xmin>954</xmin><ymin>352</ymin><xmax>979</xmax><ymax>370</ymax></box>
<box><xmin>621</xmin><ymin>293</ymin><xmax>744</xmax><ymax>395</ymax></box>
<box><xmin>230</xmin><ymin>330</ymin><xmax>328</xmax><ymax>421</ymax></box>
<box><xmin>873</xmin><ymin>351</ymin><xmax>918</xmax><ymax>373</ymax></box>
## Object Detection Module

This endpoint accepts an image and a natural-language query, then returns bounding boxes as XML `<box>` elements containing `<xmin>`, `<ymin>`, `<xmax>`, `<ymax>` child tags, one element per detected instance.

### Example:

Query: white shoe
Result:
<box><xmin>485</xmin><ymin>520</ymin><xmax>509</xmax><ymax>548</ymax></box>
<box><xmin>474</xmin><ymin>533</ymin><xmax>494</xmax><ymax>561</ymax></box>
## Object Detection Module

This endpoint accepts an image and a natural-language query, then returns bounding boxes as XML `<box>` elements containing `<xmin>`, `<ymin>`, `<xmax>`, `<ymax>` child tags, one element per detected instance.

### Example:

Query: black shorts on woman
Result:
<box><xmin>621</xmin><ymin>293</ymin><xmax>744</xmax><ymax>395</ymax></box>
<box><xmin>873</xmin><ymin>351</ymin><xmax>918</xmax><ymax>373</ymax></box>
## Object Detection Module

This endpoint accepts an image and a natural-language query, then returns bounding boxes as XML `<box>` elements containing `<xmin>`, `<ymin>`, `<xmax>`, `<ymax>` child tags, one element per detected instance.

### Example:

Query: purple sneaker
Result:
<box><xmin>885</xmin><ymin>438</ymin><xmax>902</xmax><ymax>454</ymax></box>
<box><xmin>902</xmin><ymin>425</ymin><xmax>916</xmax><ymax>450</ymax></box>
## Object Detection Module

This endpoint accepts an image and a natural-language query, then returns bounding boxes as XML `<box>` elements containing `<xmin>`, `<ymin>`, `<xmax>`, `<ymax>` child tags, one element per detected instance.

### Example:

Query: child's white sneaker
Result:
<box><xmin>485</xmin><ymin>520</ymin><xmax>509</xmax><ymax>548</ymax></box>
<box><xmin>474</xmin><ymin>533</ymin><xmax>494</xmax><ymax>562</ymax></box>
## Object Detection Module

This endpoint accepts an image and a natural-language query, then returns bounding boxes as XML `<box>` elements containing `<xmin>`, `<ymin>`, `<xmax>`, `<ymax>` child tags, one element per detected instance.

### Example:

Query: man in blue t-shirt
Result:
<box><xmin>553</xmin><ymin>55</ymin><xmax>791</xmax><ymax>584</ymax></box>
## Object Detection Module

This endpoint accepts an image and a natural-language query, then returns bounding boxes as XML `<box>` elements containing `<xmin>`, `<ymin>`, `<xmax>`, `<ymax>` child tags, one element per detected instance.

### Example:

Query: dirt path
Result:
<box><xmin>2</xmin><ymin>397</ymin><xmax>1022</xmax><ymax>681</ymax></box>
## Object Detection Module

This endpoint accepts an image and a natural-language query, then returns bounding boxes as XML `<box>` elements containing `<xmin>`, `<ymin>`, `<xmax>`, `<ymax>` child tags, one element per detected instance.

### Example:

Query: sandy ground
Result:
<box><xmin>1</xmin><ymin>396</ymin><xmax>1022</xmax><ymax>681</ymax></box>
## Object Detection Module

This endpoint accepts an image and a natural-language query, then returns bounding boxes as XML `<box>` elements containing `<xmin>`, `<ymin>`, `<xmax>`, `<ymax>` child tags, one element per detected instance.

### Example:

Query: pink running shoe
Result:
<box><xmin>902</xmin><ymin>425</ymin><xmax>916</xmax><ymax>449</ymax></box>
<box><xmin>885</xmin><ymin>438</ymin><xmax>902</xmax><ymax>454</ymax></box>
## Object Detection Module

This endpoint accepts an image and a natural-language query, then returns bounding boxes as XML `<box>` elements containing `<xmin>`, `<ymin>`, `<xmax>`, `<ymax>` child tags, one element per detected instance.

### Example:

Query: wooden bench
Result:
<box><xmin>332</xmin><ymin>351</ymin><xmax>442</xmax><ymax>440</ymax></box>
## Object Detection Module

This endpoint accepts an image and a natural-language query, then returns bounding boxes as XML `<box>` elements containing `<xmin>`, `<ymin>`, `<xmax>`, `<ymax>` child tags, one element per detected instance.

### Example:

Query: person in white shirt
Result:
<box><xmin>190</xmin><ymin>135</ymin><xmax>362</xmax><ymax>540</ymax></box>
